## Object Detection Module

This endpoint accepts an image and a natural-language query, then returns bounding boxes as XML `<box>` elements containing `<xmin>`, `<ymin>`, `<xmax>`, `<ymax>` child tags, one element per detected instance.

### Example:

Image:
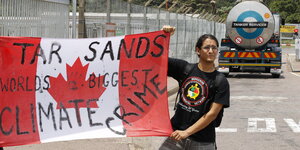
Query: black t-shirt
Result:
<box><xmin>168</xmin><ymin>57</ymin><xmax>230</xmax><ymax>142</ymax></box>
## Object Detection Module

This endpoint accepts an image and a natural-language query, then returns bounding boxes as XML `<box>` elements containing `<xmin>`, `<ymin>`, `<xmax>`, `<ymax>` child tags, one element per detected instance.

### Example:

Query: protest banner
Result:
<box><xmin>0</xmin><ymin>31</ymin><xmax>172</xmax><ymax>147</ymax></box>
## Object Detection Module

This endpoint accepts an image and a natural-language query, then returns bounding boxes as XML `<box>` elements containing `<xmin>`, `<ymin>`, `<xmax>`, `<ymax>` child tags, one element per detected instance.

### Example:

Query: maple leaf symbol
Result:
<box><xmin>48</xmin><ymin>58</ymin><xmax>106</xmax><ymax>109</ymax></box>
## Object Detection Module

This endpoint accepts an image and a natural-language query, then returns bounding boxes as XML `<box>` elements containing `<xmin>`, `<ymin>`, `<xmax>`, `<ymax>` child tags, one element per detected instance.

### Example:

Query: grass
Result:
<box><xmin>281</xmin><ymin>45</ymin><xmax>294</xmax><ymax>48</ymax></box>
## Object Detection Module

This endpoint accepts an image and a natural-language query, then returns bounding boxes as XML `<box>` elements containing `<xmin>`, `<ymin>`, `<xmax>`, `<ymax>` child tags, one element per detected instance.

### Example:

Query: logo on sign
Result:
<box><xmin>264</xmin><ymin>13</ymin><xmax>270</xmax><ymax>19</ymax></box>
<box><xmin>236</xmin><ymin>11</ymin><xmax>265</xmax><ymax>39</ymax></box>
<box><xmin>235</xmin><ymin>36</ymin><xmax>243</xmax><ymax>44</ymax></box>
<box><xmin>256</xmin><ymin>36</ymin><xmax>264</xmax><ymax>44</ymax></box>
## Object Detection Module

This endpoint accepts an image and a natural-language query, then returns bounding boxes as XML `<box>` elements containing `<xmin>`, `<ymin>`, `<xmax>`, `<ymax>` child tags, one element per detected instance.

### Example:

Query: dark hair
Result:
<box><xmin>195</xmin><ymin>34</ymin><xmax>219</xmax><ymax>49</ymax></box>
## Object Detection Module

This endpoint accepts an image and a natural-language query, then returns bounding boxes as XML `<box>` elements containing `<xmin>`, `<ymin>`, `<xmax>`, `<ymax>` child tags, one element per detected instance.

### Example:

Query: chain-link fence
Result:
<box><xmin>0</xmin><ymin>0</ymin><xmax>69</xmax><ymax>38</ymax></box>
<box><xmin>83</xmin><ymin>0</ymin><xmax>226</xmax><ymax>62</ymax></box>
<box><xmin>0</xmin><ymin>0</ymin><xmax>226</xmax><ymax>63</ymax></box>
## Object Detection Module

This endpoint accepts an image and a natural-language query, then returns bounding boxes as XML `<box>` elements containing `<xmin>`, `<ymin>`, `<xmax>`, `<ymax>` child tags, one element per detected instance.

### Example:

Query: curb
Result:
<box><xmin>287</xmin><ymin>54</ymin><xmax>295</xmax><ymax>72</ymax></box>
<box><xmin>287</xmin><ymin>54</ymin><xmax>300</xmax><ymax>72</ymax></box>
<box><xmin>288</xmin><ymin>54</ymin><xmax>295</xmax><ymax>71</ymax></box>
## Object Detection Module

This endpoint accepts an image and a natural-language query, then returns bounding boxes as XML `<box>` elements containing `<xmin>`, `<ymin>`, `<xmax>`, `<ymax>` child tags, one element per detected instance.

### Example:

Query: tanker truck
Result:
<box><xmin>218</xmin><ymin>1</ymin><xmax>282</xmax><ymax>78</ymax></box>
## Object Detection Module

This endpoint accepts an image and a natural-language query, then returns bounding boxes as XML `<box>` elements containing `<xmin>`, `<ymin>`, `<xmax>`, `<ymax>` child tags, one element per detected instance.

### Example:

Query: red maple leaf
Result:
<box><xmin>48</xmin><ymin>58</ymin><xmax>106</xmax><ymax>109</ymax></box>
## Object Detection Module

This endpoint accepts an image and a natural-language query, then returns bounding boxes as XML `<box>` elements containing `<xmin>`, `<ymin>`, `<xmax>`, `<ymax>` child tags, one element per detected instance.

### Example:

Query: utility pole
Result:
<box><xmin>78</xmin><ymin>0</ymin><xmax>87</xmax><ymax>38</ymax></box>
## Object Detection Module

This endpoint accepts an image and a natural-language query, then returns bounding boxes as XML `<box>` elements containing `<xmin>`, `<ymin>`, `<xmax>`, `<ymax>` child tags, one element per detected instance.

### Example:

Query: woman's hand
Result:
<box><xmin>162</xmin><ymin>25</ymin><xmax>176</xmax><ymax>36</ymax></box>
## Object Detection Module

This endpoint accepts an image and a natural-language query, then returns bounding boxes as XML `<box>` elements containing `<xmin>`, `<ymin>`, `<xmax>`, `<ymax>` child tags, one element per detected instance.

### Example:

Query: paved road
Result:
<box><xmin>217</xmin><ymin>47</ymin><xmax>300</xmax><ymax>150</ymax></box>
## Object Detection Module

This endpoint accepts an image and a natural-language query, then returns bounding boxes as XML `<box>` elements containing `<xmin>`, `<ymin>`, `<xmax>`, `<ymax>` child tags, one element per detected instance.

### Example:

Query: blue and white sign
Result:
<box><xmin>236</xmin><ymin>11</ymin><xmax>265</xmax><ymax>39</ymax></box>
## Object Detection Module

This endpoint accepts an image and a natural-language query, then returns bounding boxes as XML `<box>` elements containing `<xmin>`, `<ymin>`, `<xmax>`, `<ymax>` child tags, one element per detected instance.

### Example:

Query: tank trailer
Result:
<box><xmin>218</xmin><ymin>1</ymin><xmax>282</xmax><ymax>78</ymax></box>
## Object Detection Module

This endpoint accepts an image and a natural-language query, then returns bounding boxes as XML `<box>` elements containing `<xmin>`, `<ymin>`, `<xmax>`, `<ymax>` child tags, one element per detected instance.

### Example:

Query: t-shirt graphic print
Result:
<box><xmin>180</xmin><ymin>76</ymin><xmax>208</xmax><ymax>109</ymax></box>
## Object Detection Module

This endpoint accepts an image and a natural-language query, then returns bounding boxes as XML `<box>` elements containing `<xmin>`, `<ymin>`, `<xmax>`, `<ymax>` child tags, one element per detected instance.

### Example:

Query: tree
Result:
<box><xmin>215</xmin><ymin>0</ymin><xmax>235</xmax><ymax>19</ymax></box>
<box><xmin>125</xmin><ymin>0</ymin><xmax>300</xmax><ymax>23</ymax></box>
<box><xmin>268</xmin><ymin>0</ymin><xmax>300</xmax><ymax>23</ymax></box>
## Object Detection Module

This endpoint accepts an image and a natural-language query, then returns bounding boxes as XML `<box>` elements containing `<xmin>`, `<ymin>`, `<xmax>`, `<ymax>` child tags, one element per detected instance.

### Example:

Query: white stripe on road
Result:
<box><xmin>216</xmin><ymin>128</ymin><xmax>237</xmax><ymax>133</ymax></box>
<box><xmin>284</xmin><ymin>118</ymin><xmax>300</xmax><ymax>133</ymax></box>
<box><xmin>290</xmin><ymin>72</ymin><xmax>300</xmax><ymax>77</ymax></box>
<box><xmin>231</xmin><ymin>96</ymin><xmax>288</xmax><ymax>102</ymax></box>
<box><xmin>247</xmin><ymin>118</ymin><xmax>277</xmax><ymax>133</ymax></box>
<box><xmin>216</xmin><ymin>118</ymin><xmax>300</xmax><ymax>133</ymax></box>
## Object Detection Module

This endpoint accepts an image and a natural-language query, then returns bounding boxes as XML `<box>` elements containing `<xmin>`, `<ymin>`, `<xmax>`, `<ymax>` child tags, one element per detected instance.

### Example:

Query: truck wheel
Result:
<box><xmin>272</xmin><ymin>74</ymin><xmax>280</xmax><ymax>78</ymax></box>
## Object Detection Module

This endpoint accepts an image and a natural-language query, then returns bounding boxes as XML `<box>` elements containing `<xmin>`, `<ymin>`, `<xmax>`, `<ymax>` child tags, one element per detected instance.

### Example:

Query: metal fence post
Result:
<box><xmin>213</xmin><ymin>20</ymin><xmax>216</xmax><ymax>36</ymax></box>
<box><xmin>202</xmin><ymin>19</ymin><xmax>205</xmax><ymax>35</ymax></box>
<box><xmin>157</xmin><ymin>8</ymin><xmax>161</xmax><ymax>31</ymax></box>
<box><xmin>107</xmin><ymin>0</ymin><xmax>111</xmax><ymax>23</ymax></box>
<box><xmin>126</xmin><ymin>0</ymin><xmax>132</xmax><ymax>35</ymax></box>
<box><xmin>72</xmin><ymin>0</ymin><xmax>77</xmax><ymax>38</ymax></box>
<box><xmin>175</xmin><ymin>12</ymin><xmax>179</xmax><ymax>58</ymax></box>
<box><xmin>167</xmin><ymin>11</ymin><xmax>170</xmax><ymax>25</ymax></box>
<box><xmin>143</xmin><ymin>6</ymin><xmax>147</xmax><ymax>33</ymax></box>
<box><xmin>183</xmin><ymin>14</ymin><xmax>186</xmax><ymax>58</ymax></box>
